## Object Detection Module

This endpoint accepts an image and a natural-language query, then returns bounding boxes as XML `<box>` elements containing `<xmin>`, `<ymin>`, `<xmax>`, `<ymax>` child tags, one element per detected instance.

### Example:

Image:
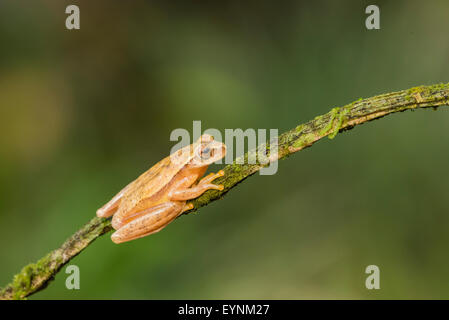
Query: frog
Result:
<box><xmin>96</xmin><ymin>134</ymin><xmax>227</xmax><ymax>244</ymax></box>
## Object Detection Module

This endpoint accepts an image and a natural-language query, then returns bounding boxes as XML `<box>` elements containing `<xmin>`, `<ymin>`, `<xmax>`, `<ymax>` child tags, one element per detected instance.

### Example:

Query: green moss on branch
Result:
<box><xmin>0</xmin><ymin>217</ymin><xmax>112</xmax><ymax>300</ymax></box>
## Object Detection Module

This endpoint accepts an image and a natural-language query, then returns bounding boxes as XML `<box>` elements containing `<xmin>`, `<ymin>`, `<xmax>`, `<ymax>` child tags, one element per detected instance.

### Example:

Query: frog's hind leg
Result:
<box><xmin>111</xmin><ymin>202</ymin><xmax>183</xmax><ymax>244</ymax></box>
<box><xmin>96</xmin><ymin>182</ymin><xmax>132</xmax><ymax>218</ymax></box>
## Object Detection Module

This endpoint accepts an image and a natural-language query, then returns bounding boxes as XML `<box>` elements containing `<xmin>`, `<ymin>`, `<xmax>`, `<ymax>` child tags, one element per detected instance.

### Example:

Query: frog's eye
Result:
<box><xmin>200</xmin><ymin>147</ymin><xmax>211</xmax><ymax>159</ymax></box>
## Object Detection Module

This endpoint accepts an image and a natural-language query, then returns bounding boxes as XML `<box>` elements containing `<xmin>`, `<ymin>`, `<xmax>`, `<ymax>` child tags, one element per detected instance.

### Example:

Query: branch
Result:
<box><xmin>1</xmin><ymin>83</ymin><xmax>448</xmax><ymax>299</ymax></box>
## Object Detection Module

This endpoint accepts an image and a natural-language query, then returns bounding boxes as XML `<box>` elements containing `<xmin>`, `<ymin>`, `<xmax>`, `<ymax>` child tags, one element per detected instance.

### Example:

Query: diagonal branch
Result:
<box><xmin>1</xmin><ymin>83</ymin><xmax>448</xmax><ymax>299</ymax></box>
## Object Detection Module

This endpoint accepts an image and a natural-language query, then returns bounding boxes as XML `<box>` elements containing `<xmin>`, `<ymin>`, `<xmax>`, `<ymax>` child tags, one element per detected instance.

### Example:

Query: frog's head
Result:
<box><xmin>191</xmin><ymin>134</ymin><xmax>227</xmax><ymax>167</ymax></box>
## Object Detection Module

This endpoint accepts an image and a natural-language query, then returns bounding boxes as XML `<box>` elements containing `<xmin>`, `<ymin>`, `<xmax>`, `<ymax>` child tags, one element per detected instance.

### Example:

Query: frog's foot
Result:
<box><xmin>111</xmin><ymin>202</ymin><xmax>183</xmax><ymax>244</ymax></box>
<box><xmin>181</xmin><ymin>203</ymin><xmax>194</xmax><ymax>214</ymax></box>
<box><xmin>198</xmin><ymin>170</ymin><xmax>225</xmax><ymax>185</ymax></box>
<box><xmin>168</xmin><ymin>181</ymin><xmax>224</xmax><ymax>201</ymax></box>
<box><xmin>96</xmin><ymin>182</ymin><xmax>132</xmax><ymax>218</ymax></box>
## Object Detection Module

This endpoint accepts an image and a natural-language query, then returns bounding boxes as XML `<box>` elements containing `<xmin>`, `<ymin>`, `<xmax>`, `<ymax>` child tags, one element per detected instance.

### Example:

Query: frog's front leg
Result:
<box><xmin>198</xmin><ymin>170</ymin><xmax>224</xmax><ymax>185</ymax></box>
<box><xmin>111</xmin><ymin>201</ymin><xmax>184</xmax><ymax>244</ymax></box>
<box><xmin>168</xmin><ymin>171</ymin><xmax>224</xmax><ymax>201</ymax></box>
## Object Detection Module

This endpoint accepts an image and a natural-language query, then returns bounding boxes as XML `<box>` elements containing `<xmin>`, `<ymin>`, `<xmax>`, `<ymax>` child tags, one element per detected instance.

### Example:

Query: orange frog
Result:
<box><xmin>97</xmin><ymin>134</ymin><xmax>226</xmax><ymax>244</ymax></box>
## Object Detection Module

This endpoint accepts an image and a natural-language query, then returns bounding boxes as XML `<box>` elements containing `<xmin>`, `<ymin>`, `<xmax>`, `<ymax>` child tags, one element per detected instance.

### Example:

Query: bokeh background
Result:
<box><xmin>1</xmin><ymin>0</ymin><xmax>449</xmax><ymax>299</ymax></box>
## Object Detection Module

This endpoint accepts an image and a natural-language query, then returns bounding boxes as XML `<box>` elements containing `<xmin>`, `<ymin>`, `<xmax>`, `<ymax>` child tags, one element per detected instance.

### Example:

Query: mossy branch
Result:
<box><xmin>1</xmin><ymin>83</ymin><xmax>449</xmax><ymax>300</ymax></box>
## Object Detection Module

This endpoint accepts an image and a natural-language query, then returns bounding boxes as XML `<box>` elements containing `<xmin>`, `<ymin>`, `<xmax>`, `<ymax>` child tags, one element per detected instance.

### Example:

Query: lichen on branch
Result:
<box><xmin>1</xmin><ymin>83</ymin><xmax>448</xmax><ymax>300</ymax></box>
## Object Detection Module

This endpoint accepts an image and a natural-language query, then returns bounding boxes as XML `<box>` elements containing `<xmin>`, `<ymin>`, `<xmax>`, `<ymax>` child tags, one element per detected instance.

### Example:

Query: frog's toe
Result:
<box><xmin>181</xmin><ymin>203</ymin><xmax>194</xmax><ymax>214</ymax></box>
<box><xmin>199</xmin><ymin>170</ymin><xmax>225</xmax><ymax>185</ymax></box>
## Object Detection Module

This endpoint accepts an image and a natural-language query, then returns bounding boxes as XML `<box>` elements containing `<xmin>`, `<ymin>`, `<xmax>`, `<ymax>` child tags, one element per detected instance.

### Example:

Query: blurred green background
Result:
<box><xmin>1</xmin><ymin>0</ymin><xmax>449</xmax><ymax>299</ymax></box>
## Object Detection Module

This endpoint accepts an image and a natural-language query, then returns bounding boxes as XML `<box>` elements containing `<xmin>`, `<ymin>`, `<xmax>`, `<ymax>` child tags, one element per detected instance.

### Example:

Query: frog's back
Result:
<box><xmin>117</xmin><ymin>144</ymin><xmax>194</xmax><ymax>216</ymax></box>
